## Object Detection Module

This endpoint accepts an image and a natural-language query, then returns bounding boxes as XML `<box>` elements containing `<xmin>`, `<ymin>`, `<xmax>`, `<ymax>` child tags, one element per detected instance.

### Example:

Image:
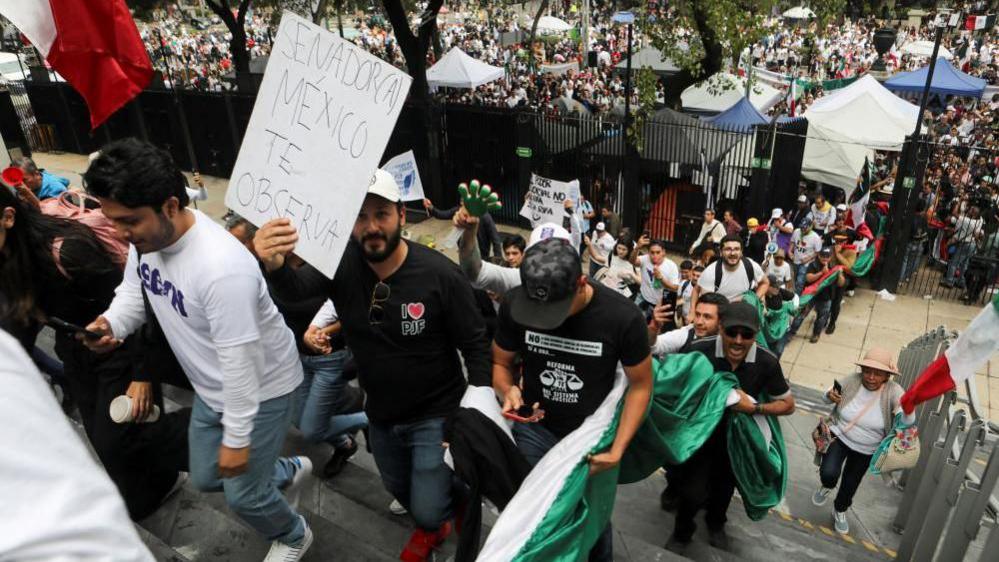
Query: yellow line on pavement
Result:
<box><xmin>883</xmin><ymin>547</ymin><xmax>897</xmax><ymax>558</ymax></box>
<box><xmin>841</xmin><ymin>534</ymin><xmax>856</xmax><ymax>544</ymax></box>
<box><xmin>798</xmin><ymin>518</ymin><xmax>814</xmax><ymax>530</ymax></box>
<box><xmin>819</xmin><ymin>526</ymin><xmax>834</xmax><ymax>537</ymax></box>
<box><xmin>861</xmin><ymin>540</ymin><xmax>880</xmax><ymax>552</ymax></box>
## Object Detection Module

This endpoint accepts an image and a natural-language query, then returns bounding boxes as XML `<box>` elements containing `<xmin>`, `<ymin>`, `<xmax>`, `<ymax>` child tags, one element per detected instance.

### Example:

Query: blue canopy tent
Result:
<box><xmin>885</xmin><ymin>57</ymin><xmax>987</xmax><ymax>99</ymax></box>
<box><xmin>704</xmin><ymin>97</ymin><xmax>769</xmax><ymax>129</ymax></box>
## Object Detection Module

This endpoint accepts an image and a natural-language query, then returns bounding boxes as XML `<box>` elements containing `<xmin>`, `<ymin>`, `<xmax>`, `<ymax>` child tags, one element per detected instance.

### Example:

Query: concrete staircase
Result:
<box><xmin>126</xmin><ymin>388</ymin><xmax>889</xmax><ymax>562</ymax></box>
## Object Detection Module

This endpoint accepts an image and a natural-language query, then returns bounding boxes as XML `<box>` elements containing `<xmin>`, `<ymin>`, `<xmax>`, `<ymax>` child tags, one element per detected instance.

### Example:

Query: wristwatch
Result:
<box><xmin>754</xmin><ymin>404</ymin><xmax>764</xmax><ymax>415</ymax></box>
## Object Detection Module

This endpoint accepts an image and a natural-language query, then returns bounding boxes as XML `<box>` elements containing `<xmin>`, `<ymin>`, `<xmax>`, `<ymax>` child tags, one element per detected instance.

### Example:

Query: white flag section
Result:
<box><xmin>382</xmin><ymin>150</ymin><xmax>425</xmax><ymax>202</ymax></box>
<box><xmin>225</xmin><ymin>11</ymin><xmax>412</xmax><ymax>278</ymax></box>
<box><xmin>519</xmin><ymin>174</ymin><xmax>578</xmax><ymax>227</ymax></box>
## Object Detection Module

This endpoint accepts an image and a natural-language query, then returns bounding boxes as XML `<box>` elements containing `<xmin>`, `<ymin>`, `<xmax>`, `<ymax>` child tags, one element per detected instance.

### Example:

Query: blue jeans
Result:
<box><xmin>294</xmin><ymin>351</ymin><xmax>368</xmax><ymax>449</ymax></box>
<box><xmin>512</xmin><ymin>422</ymin><xmax>613</xmax><ymax>562</ymax></box>
<box><xmin>945</xmin><ymin>241</ymin><xmax>976</xmax><ymax>286</ymax></box>
<box><xmin>368</xmin><ymin>417</ymin><xmax>452</xmax><ymax>531</ymax></box>
<box><xmin>901</xmin><ymin>239</ymin><xmax>925</xmax><ymax>282</ymax></box>
<box><xmin>787</xmin><ymin>298</ymin><xmax>832</xmax><ymax>338</ymax></box>
<box><xmin>188</xmin><ymin>393</ymin><xmax>305</xmax><ymax>545</ymax></box>
<box><xmin>794</xmin><ymin>262</ymin><xmax>810</xmax><ymax>295</ymax></box>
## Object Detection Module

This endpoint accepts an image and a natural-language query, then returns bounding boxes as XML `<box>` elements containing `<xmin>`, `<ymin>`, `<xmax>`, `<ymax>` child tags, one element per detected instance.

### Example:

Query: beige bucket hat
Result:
<box><xmin>856</xmin><ymin>347</ymin><xmax>900</xmax><ymax>376</ymax></box>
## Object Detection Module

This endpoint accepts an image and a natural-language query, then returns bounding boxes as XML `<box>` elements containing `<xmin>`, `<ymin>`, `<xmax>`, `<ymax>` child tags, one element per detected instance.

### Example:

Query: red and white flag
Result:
<box><xmin>900</xmin><ymin>295</ymin><xmax>999</xmax><ymax>414</ymax></box>
<box><xmin>787</xmin><ymin>78</ymin><xmax>797</xmax><ymax>117</ymax></box>
<box><xmin>0</xmin><ymin>0</ymin><xmax>153</xmax><ymax>129</ymax></box>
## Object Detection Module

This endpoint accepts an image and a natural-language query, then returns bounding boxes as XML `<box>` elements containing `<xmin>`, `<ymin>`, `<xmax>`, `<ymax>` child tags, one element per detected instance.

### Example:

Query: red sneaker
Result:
<box><xmin>399</xmin><ymin>522</ymin><xmax>452</xmax><ymax>562</ymax></box>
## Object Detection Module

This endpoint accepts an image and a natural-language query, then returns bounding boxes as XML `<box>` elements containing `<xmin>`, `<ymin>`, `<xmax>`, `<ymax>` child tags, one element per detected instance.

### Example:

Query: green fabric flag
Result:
<box><xmin>727</xmin><ymin>399</ymin><xmax>788</xmax><ymax>520</ymax></box>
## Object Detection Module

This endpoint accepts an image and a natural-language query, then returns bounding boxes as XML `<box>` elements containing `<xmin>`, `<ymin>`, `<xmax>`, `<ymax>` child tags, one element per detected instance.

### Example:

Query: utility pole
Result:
<box><xmin>581</xmin><ymin>0</ymin><xmax>590</xmax><ymax>68</ymax></box>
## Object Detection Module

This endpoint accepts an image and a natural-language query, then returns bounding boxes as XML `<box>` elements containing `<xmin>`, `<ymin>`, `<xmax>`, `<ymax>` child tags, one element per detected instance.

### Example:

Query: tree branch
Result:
<box><xmin>237</xmin><ymin>0</ymin><xmax>252</xmax><ymax>25</ymax></box>
<box><xmin>382</xmin><ymin>0</ymin><xmax>416</xmax><ymax>52</ymax></box>
<box><xmin>416</xmin><ymin>0</ymin><xmax>444</xmax><ymax>53</ymax></box>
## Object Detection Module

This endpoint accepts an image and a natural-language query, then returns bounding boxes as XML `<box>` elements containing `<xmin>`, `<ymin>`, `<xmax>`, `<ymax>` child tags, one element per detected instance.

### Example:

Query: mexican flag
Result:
<box><xmin>900</xmin><ymin>294</ymin><xmax>999</xmax><ymax>414</ymax></box>
<box><xmin>473</xmin><ymin>353</ymin><xmax>787</xmax><ymax>561</ymax></box>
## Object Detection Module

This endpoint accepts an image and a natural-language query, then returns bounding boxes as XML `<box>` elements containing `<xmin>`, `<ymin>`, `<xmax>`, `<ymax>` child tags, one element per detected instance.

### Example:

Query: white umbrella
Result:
<box><xmin>900</xmin><ymin>40</ymin><xmax>954</xmax><ymax>59</ymax></box>
<box><xmin>536</xmin><ymin>15</ymin><xmax>573</xmax><ymax>34</ymax></box>
<box><xmin>782</xmin><ymin>6</ymin><xmax>816</xmax><ymax>19</ymax></box>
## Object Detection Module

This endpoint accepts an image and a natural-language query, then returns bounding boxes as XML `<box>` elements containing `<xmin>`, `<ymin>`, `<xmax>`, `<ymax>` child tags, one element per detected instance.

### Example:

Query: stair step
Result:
<box><xmin>135</xmin><ymin>524</ymin><xmax>191</xmax><ymax>562</ymax></box>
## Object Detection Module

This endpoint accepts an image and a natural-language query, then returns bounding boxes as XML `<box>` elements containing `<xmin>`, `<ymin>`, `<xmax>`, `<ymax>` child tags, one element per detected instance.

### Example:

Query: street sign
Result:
<box><xmin>752</xmin><ymin>157</ymin><xmax>772</xmax><ymax>170</ymax></box>
<box><xmin>516</xmin><ymin>147</ymin><xmax>532</xmax><ymax>158</ymax></box>
<box><xmin>903</xmin><ymin>176</ymin><xmax>916</xmax><ymax>189</ymax></box>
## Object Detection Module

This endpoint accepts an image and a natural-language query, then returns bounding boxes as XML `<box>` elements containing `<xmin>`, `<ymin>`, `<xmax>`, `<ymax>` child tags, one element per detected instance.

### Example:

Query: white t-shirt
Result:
<box><xmin>790</xmin><ymin>229</ymin><xmax>823</xmax><ymax>264</ymax></box>
<box><xmin>652</xmin><ymin>324</ymin><xmax>695</xmax><ymax>357</ymax></box>
<box><xmin>104</xmin><ymin>210</ymin><xmax>302</xmax><ymax>442</ymax></box>
<box><xmin>833</xmin><ymin>386</ymin><xmax>886</xmax><ymax>455</ymax></box>
<box><xmin>473</xmin><ymin>260</ymin><xmax>522</xmax><ymax>295</ymax></box>
<box><xmin>591</xmin><ymin>231</ymin><xmax>615</xmax><ymax>264</ymax></box>
<box><xmin>679</xmin><ymin>279</ymin><xmax>695</xmax><ymax>318</ymax></box>
<box><xmin>0</xmin><ymin>330</ymin><xmax>153</xmax><ymax>561</ymax></box>
<box><xmin>638</xmin><ymin>254</ymin><xmax>680</xmax><ymax>305</ymax></box>
<box><xmin>696</xmin><ymin>258</ymin><xmax>765</xmax><ymax>302</ymax></box>
<box><xmin>311</xmin><ymin>299</ymin><xmax>339</xmax><ymax>328</ymax></box>
<box><xmin>951</xmin><ymin>215</ymin><xmax>984</xmax><ymax>243</ymax></box>
<box><xmin>767</xmin><ymin>260</ymin><xmax>793</xmax><ymax>287</ymax></box>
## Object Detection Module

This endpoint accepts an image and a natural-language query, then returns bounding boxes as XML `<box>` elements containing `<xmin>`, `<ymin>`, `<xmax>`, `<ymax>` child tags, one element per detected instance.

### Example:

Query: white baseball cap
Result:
<box><xmin>771</xmin><ymin>208</ymin><xmax>783</xmax><ymax>219</ymax></box>
<box><xmin>367</xmin><ymin>169</ymin><xmax>401</xmax><ymax>202</ymax></box>
<box><xmin>527</xmin><ymin>223</ymin><xmax>572</xmax><ymax>249</ymax></box>
<box><xmin>797</xmin><ymin>194</ymin><xmax>808</xmax><ymax>203</ymax></box>
<box><xmin>836</xmin><ymin>203</ymin><xmax>848</xmax><ymax>212</ymax></box>
<box><xmin>595</xmin><ymin>221</ymin><xmax>606</xmax><ymax>231</ymax></box>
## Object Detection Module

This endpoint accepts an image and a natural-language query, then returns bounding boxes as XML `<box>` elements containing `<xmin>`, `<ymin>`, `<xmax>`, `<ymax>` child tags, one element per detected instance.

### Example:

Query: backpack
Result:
<box><xmin>41</xmin><ymin>192</ymin><xmax>129</xmax><ymax>268</ymax></box>
<box><xmin>713</xmin><ymin>257</ymin><xmax>756</xmax><ymax>293</ymax></box>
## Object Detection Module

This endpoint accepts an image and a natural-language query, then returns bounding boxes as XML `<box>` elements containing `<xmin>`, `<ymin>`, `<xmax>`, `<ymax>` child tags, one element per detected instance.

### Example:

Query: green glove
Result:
<box><xmin>458</xmin><ymin>179</ymin><xmax>502</xmax><ymax>218</ymax></box>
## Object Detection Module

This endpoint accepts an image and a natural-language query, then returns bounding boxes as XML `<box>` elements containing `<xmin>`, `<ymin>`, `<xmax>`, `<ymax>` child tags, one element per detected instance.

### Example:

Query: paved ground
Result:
<box><xmin>32</xmin><ymin>151</ymin><xmax>997</xmax><ymax>560</ymax></box>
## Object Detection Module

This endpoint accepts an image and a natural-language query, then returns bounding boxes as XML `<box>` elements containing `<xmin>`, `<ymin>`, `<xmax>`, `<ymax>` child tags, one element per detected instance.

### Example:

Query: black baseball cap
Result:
<box><xmin>507</xmin><ymin>237</ymin><xmax>582</xmax><ymax>330</ymax></box>
<box><xmin>819</xmin><ymin>246</ymin><xmax>833</xmax><ymax>257</ymax></box>
<box><xmin>720</xmin><ymin>301</ymin><xmax>760</xmax><ymax>333</ymax></box>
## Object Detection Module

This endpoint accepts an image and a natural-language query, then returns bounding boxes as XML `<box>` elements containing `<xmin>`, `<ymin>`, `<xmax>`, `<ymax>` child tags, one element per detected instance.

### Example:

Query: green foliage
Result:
<box><xmin>627</xmin><ymin>67</ymin><xmax>658</xmax><ymax>152</ymax></box>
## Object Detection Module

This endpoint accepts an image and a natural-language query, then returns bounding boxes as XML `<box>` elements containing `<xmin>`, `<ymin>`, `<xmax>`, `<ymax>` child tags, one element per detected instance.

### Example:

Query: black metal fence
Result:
<box><xmin>8</xmin><ymin>81</ymin><xmax>811</xmax><ymax>251</ymax></box>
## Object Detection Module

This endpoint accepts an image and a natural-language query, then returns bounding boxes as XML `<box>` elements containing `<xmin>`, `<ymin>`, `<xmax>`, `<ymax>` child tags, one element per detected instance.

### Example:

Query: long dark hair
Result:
<box><xmin>0</xmin><ymin>186</ymin><xmax>113</xmax><ymax>327</ymax></box>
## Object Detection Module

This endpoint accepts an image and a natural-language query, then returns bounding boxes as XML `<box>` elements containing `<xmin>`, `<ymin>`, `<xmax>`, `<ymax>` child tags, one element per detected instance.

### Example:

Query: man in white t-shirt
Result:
<box><xmin>586</xmin><ymin>221</ymin><xmax>616</xmax><ymax>277</ymax></box>
<box><xmin>790</xmin><ymin>218</ymin><xmax>823</xmax><ymax>294</ymax></box>
<box><xmin>766</xmin><ymin>249</ymin><xmax>793</xmax><ymax>291</ymax></box>
<box><xmin>942</xmin><ymin>206</ymin><xmax>984</xmax><ymax>288</ymax></box>
<box><xmin>81</xmin><ymin>139</ymin><xmax>313</xmax><ymax>562</ymax></box>
<box><xmin>689</xmin><ymin>235</ymin><xmax>768</xmax><ymax>322</ymax></box>
<box><xmin>635</xmin><ymin>239</ymin><xmax>680</xmax><ymax>318</ymax></box>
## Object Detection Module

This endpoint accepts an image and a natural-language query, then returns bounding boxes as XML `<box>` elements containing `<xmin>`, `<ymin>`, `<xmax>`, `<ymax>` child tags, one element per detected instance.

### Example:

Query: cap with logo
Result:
<box><xmin>367</xmin><ymin>169</ymin><xmax>401</xmax><ymax>202</ymax></box>
<box><xmin>527</xmin><ymin>222</ymin><xmax>572</xmax><ymax>249</ymax></box>
<box><xmin>595</xmin><ymin>222</ymin><xmax>606</xmax><ymax>231</ymax></box>
<box><xmin>720</xmin><ymin>301</ymin><xmax>759</xmax><ymax>333</ymax></box>
<box><xmin>819</xmin><ymin>246</ymin><xmax>833</xmax><ymax>257</ymax></box>
<box><xmin>507</xmin><ymin>238</ymin><xmax>582</xmax><ymax>330</ymax></box>
<box><xmin>835</xmin><ymin>203</ymin><xmax>848</xmax><ymax>212</ymax></box>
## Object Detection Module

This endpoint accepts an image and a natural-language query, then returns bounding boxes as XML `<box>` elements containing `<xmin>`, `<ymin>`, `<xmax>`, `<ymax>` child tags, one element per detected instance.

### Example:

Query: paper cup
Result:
<box><xmin>110</xmin><ymin>395</ymin><xmax>160</xmax><ymax>424</ymax></box>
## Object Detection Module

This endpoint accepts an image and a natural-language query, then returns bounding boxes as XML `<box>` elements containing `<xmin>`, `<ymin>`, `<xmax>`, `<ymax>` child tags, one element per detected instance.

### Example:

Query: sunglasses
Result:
<box><xmin>368</xmin><ymin>281</ymin><xmax>390</xmax><ymax>326</ymax></box>
<box><xmin>724</xmin><ymin>327</ymin><xmax>756</xmax><ymax>340</ymax></box>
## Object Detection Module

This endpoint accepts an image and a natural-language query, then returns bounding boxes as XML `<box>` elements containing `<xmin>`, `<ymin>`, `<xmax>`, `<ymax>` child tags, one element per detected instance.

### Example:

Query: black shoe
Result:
<box><xmin>321</xmin><ymin>438</ymin><xmax>358</xmax><ymax>479</ymax></box>
<box><xmin>809</xmin><ymin>333</ymin><xmax>820</xmax><ymax>343</ymax></box>
<box><xmin>660</xmin><ymin>485</ymin><xmax>680</xmax><ymax>512</ymax></box>
<box><xmin>708</xmin><ymin>527</ymin><xmax>731</xmax><ymax>550</ymax></box>
<box><xmin>825</xmin><ymin>323</ymin><xmax>836</xmax><ymax>335</ymax></box>
<box><xmin>665</xmin><ymin>533</ymin><xmax>692</xmax><ymax>555</ymax></box>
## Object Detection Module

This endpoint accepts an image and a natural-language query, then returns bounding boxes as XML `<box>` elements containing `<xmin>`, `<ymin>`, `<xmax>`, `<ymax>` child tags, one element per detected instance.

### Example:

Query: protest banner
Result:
<box><xmin>382</xmin><ymin>150</ymin><xmax>425</xmax><ymax>202</ymax></box>
<box><xmin>519</xmin><ymin>174</ymin><xmax>578</xmax><ymax>226</ymax></box>
<box><xmin>225</xmin><ymin>11</ymin><xmax>412</xmax><ymax>278</ymax></box>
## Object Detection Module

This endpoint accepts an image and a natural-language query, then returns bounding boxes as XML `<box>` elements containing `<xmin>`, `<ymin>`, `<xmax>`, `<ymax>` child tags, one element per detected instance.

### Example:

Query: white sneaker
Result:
<box><xmin>846</xmin><ymin>289</ymin><xmax>855</xmax><ymax>297</ymax></box>
<box><xmin>284</xmin><ymin>456</ymin><xmax>313</xmax><ymax>509</ymax></box>
<box><xmin>263</xmin><ymin>517</ymin><xmax>313</xmax><ymax>562</ymax></box>
<box><xmin>389</xmin><ymin>498</ymin><xmax>408</xmax><ymax>515</ymax></box>
<box><xmin>833</xmin><ymin>509</ymin><xmax>849</xmax><ymax>534</ymax></box>
<box><xmin>811</xmin><ymin>486</ymin><xmax>832</xmax><ymax>507</ymax></box>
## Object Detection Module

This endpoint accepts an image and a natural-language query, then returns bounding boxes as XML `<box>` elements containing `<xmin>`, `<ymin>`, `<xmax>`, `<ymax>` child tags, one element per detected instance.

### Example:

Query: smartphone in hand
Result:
<box><xmin>502</xmin><ymin>404</ymin><xmax>545</xmax><ymax>423</ymax></box>
<box><xmin>833</xmin><ymin>379</ymin><xmax>842</xmax><ymax>394</ymax></box>
<box><xmin>47</xmin><ymin>316</ymin><xmax>102</xmax><ymax>340</ymax></box>
<box><xmin>659</xmin><ymin>290</ymin><xmax>678</xmax><ymax>333</ymax></box>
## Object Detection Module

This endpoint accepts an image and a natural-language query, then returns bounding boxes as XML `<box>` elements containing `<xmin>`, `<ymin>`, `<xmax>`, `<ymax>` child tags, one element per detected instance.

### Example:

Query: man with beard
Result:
<box><xmin>82</xmin><ymin>139</ymin><xmax>313</xmax><ymax>562</ymax></box>
<box><xmin>254</xmin><ymin>170</ymin><xmax>492</xmax><ymax>562</ymax></box>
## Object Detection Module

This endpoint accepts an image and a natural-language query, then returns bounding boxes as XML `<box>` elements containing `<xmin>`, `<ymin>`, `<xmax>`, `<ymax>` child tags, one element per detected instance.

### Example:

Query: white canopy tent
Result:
<box><xmin>801</xmin><ymin>75</ymin><xmax>917</xmax><ymax>192</ymax></box>
<box><xmin>783</xmin><ymin>6</ymin><xmax>816</xmax><ymax>19</ymax></box>
<box><xmin>426</xmin><ymin>48</ymin><xmax>505</xmax><ymax>89</ymax></box>
<box><xmin>900</xmin><ymin>40</ymin><xmax>954</xmax><ymax>59</ymax></box>
<box><xmin>536</xmin><ymin>16</ymin><xmax>573</xmax><ymax>34</ymax></box>
<box><xmin>681</xmin><ymin>73</ymin><xmax>783</xmax><ymax>114</ymax></box>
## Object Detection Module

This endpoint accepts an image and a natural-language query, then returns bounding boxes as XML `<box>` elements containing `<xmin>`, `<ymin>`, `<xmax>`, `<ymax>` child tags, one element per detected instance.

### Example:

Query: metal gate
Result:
<box><xmin>2</xmin><ymin>78</ymin><xmax>44</xmax><ymax>151</ymax></box>
<box><xmin>894</xmin><ymin>140</ymin><xmax>998</xmax><ymax>306</ymax></box>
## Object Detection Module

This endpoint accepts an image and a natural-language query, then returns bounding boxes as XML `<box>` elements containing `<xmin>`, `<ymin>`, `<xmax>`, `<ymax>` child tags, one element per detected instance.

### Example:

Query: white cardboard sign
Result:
<box><xmin>225</xmin><ymin>12</ymin><xmax>412</xmax><ymax>278</ymax></box>
<box><xmin>519</xmin><ymin>173</ymin><xmax>578</xmax><ymax>227</ymax></box>
<box><xmin>382</xmin><ymin>150</ymin><xmax>425</xmax><ymax>202</ymax></box>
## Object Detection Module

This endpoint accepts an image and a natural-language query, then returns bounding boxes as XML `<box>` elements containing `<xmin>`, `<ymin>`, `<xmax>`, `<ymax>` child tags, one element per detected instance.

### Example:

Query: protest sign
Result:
<box><xmin>382</xmin><ymin>150</ymin><xmax>425</xmax><ymax>202</ymax></box>
<box><xmin>225</xmin><ymin>11</ymin><xmax>412</xmax><ymax>278</ymax></box>
<box><xmin>519</xmin><ymin>174</ymin><xmax>578</xmax><ymax>227</ymax></box>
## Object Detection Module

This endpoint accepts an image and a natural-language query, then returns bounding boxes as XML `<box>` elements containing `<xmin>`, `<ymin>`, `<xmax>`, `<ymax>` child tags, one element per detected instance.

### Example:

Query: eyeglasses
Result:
<box><xmin>368</xmin><ymin>281</ymin><xmax>390</xmax><ymax>325</ymax></box>
<box><xmin>724</xmin><ymin>327</ymin><xmax>756</xmax><ymax>340</ymax></box>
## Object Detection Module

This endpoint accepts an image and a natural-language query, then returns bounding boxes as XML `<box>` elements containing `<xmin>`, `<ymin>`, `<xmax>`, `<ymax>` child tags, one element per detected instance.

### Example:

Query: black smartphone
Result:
<box><xmin>47</xmin><ymin>316</ymin><xmax>102</xmax><ymax>340</ymax></box>
<box><xmin>833</xmin><ymin>379</ymin><xmax>842</xmax><ymax>394</ymax></box>
<box><xmin>659</xmin><ymin>290</ymin><xmax>678</xmax><ymax>333</ymax></box>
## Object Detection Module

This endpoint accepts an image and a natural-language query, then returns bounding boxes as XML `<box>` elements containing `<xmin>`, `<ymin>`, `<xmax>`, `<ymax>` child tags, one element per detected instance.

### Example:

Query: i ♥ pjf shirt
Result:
<box><xmin>105</xmin><ymin>210</ymin><xmax>301</xmax><ymax>446</ymax></box>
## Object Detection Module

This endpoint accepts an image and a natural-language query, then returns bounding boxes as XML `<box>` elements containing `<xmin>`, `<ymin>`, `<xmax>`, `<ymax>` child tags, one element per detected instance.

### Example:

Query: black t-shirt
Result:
<box><xmin>494</xmin><ymin>281</ymin><xmax>649</xmax><ymax>438</ymax></box>
<box><xmin>687</xmin><ymin>336</ymin><xmax>790</xmax><ymax>399</ymax></box>
<box><xmin>746</xmin><ymin>230</ymin><xmax>769</xmax><ymax>264</ymax></box>
<box><xmin>806</xmin><ymin>260</ymin><xmax>834</xmax><ymax>301</ymax></box>
<box><xmin>263</xmin><ymin>263</ymin><xmax>337</xmax><ymax>354</ymax></box>
<box><xmin>823</xmin><ymin>227</ymin><xmax>857</xmax><ymax>247</ymax></box>
<box><xmin>268</xmin><ymin>240</ymin><xmax>492</xmax><ymax>425</ymax></box>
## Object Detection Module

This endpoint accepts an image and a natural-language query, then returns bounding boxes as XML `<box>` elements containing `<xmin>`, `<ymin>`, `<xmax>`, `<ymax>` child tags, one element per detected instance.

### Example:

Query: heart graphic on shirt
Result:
<box><xmin>406</xmin><ymin>303</ymin><xmax>425</xmax><ymax>320</ymax></box>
